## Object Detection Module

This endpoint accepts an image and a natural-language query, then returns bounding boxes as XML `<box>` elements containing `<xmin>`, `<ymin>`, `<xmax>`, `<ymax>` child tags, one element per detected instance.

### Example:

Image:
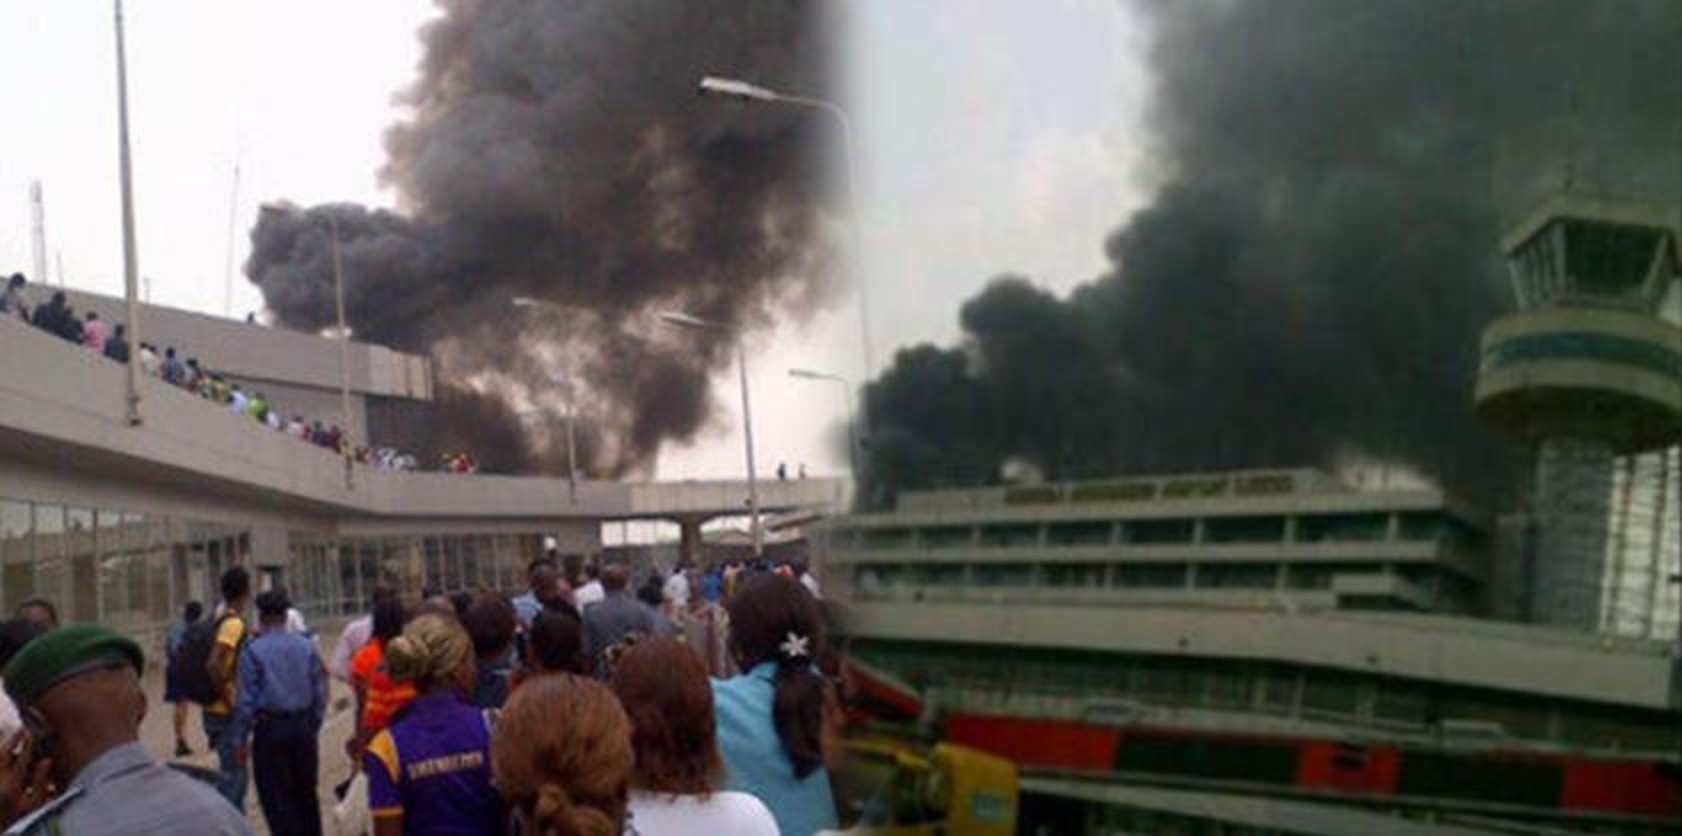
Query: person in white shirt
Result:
<box><xmin>328</xmin><ymin>584</ymin><xmax>396</xmax><ymax>683</ymax></box>
<box><xmin>573</xmin><ymin>564</ymin><xmax>605</xmax><ymax>610</ymax></box>
<box><xmin>0</xmin><ymin>617</ymin><xmax>46</xmax><ymax>738</ymax></box>
<box><xmin>138</xmin><ymin>343</ymin><xmax>160</xmax><ymax>377</ymax></box>
<box><xmin>285</xmin><ymin>605</ymin><xmax>312</xmax><ymax>636</ymax></box>
<box><xmin>609</xmin><ymin>637</ymin><xmax>779</xmax><ymax>836</ymax></box>
<box><xmin>662</xmin><ymin>564</ymin><xmax>691</xmax><ymax>612</ymax></box>
<box><xmin>798</xmin><ymin>561</ymin><xmax>821</xmax><ymax>600</ymax></box>
<box><xmin>229</xmin><ymin>386</ymin><xmax>249</xmax><ymax>415</ymax></box>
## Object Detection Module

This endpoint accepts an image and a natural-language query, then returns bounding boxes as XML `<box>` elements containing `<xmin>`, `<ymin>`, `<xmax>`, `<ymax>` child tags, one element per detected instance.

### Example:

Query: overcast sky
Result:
<box><xmin>0</xmin><ymin>0</ymin><xmax>1148</xmax><ymax>503</ymax></box>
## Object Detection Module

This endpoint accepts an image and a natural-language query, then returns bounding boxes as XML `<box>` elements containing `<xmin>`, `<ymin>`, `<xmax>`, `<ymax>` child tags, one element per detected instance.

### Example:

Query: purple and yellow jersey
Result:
<box><xmin>363</xmin><ymin>692</ymin><xmax>503</xmax><ymax>833</ymax></box>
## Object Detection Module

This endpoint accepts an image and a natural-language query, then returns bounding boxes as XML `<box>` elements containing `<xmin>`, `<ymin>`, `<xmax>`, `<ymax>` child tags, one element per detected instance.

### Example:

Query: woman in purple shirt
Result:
<box><xmin>364</xmin><ymin>613</ymin><xmax>503</xmax><ymax>835</ymax></box>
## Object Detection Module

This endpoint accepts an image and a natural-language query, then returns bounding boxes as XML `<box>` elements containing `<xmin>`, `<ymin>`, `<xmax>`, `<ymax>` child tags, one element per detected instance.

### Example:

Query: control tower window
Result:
<box><xmin>1508</xmin><ymin>224</ymin><xmax>1564</xmax><ymax>308</ymax></box>
<box><xmin>1563</xmin><ymin>222</ymin><xmax>1662</xmax><ymax>300</ymax></box>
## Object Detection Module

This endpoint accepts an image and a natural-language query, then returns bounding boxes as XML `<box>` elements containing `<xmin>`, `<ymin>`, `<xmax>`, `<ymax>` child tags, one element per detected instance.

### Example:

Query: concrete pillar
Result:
<box><xmin>677</xmin><ymin>516</ymin><xmax>710</xmax><ymax>566</ymax></box>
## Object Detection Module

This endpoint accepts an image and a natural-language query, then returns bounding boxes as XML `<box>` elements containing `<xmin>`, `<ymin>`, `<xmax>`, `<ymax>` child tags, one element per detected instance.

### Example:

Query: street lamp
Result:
<box><xmin>658</xmin><ymin>310</ymin><xmax>763</xmax><ymax>557</ymax></box>
<box><xmin>697</xmin><ymin>75</ymin><xmax>873</xmax><ymax>457</ymax></box>
<box><xmin>513</xmin><ymin>297</ymin><xmax>580</xmax><ymax>503</ymax></box>
<box><xmin>788</xmin><ymin>368</ymin><xmax>860</xmax><ymax>489</ymax></box>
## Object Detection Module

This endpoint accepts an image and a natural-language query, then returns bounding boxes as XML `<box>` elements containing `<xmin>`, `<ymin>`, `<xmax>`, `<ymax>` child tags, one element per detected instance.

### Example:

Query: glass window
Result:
<box><xmin>1133</xmin><ymin>660</ymin><xmax>1195</xmax><ymax>702</ymax></box>
<box><xmin>419</xmin><ymin>538</ymin><xmax>439</xmax><ymax>589</ymax></box>
<box><xmin>1204</xmin><ymin>515</ymin><xmax>1286</xmax><ymax>544</ymax></box>
<box><xmin>143</xmin><ymin>516</ymin><xmax>171</xmax><ymax>624</ymax></box>
<box><xmin>977</xmin><ymin>524</ymin><xmax>1040</xmax><ymax>548</ymax></box>
<box><xmin>1297</xmin><ymin>513</ymin><xmax>1389</xmax><ymax>543</ymax></box>
<box><xmin>971</xmin><ymin>564</ymin><xmax>1032</xmax><ymax>586</ymax></box>
<box><xmin>375</xmin><ymin>538</ymin><xmax>403</xmax><ymax>598</ymax></box>
<box><xmin>476</xmin><ymin>536</ymin><xmax>497</xmax><ymax>587</ymax></box>
<box><xmin>1259</xmin><ymin>667</ymin><xmax>1298</xmax><ymax>711</ymax></box>
<box><xmin>1301</xmin><ymin>671</ymin><xmax>1361</xmax><ymax>717</ymax></box>
<box><xmin>1397</xmin><ymin>511</ymin><xmax>1445</xmax><ymax>543</ymax></box>
<box><xmin>908</xmin><ymin>563</ymin><xmax>966</xmax><ymax>586</ymax></box>
<box><xmin>853</xmin><ymin>567</ymin><xmax>889</xmax><ymax>598</ymax></box>
<box><xmin>1</xmin><ymin>501</ymin><xmax>33</xmax><ymax>612</ymax></box>
<box><xmin>1564</xmin><ymin>221</ymin><xmax>1660</xmax><ymax>299</ymax></box>
<box><xmin>445</xmin><ymin>537</ymin><xmax>466</xmax><ymax>591</ymax></box>
<box><xmin>1046</xmin><ymin>520</ymin><xmax>1115</xmax><ymax>546</ymax></box>
<box><xmin>1123</xmin><ymin>519</ymin><xmax>1194</xmax><ymax>544</ymax></box>
<box><xmin>328</xmin><ymin>541</ymin><xmax>355</xmax><ymax>613</ymax></box>
<box><xmin>918</xmin><ymin>526</ymin><xmax>972</xmax><ymax>549</ymax></box>
<box><xmin>1202</xmin><ymin>667</ymin><xmax>1251</xmax><ymax>708</ymax></box>
<box><xmin>1196</xmin><ymin>564</ymin><xmax>1278</xmax><ymax>589</ymax></box>
<box><xmin>1112</xmin><ymin>564</ymin><xmax>1186</xmax><ymax>588</ymax></box>
<box><xmin>63</xmin><ymin>508</ymin><xmax>98</xmax><ymax>623</ymax></box>
<box><xmin>861</xmin><ymin>528</ymin><xmax>915</xmax><ymax>549</ymax></box>
<box><xmin>33</xmin><ymin>505</ymin><xmax>66</xmax><ymax>616</ymax></box>
<box><xmin>1285</xmin><ymin>564</ymin><xmax>1340</xmax><ymax>589</ymax></box>
<box><xmin>1374</xmin><ymin>683</ymin><xmax>1428</xmax><ymax>725</ymax></box>
<box><xmin>1042</xmin><ymin>563</ymin><xmax>1104</xmax><ymax>587</ymax></box>
<box><xmin>96</xmin><ymin>510</ymin><xmax>130</xmax><ymax>629</ymax></box>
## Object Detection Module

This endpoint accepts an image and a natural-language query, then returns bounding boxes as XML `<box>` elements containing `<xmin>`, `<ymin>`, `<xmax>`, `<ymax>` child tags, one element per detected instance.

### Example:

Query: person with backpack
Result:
<box><xmin>182</xmin><ymin>566</ymin><xmax>253</xmax><ymax>810</ymax></box>
<box><xmin>165</xmin><ymin>600</ymin><xmax>205</xmax><ymax>757</ymax></box>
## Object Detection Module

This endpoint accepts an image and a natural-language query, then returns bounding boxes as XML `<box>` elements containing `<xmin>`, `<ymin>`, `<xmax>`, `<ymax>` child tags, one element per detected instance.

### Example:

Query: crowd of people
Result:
<box><xmin>0</xmin><ymin>552</ymin><xmax>836</xmax><ymax>836</ymax></box>
<box><xmin>2</xmin><ymin>272</ymin><xmax>463</xmax><ymax>474</ymax></box>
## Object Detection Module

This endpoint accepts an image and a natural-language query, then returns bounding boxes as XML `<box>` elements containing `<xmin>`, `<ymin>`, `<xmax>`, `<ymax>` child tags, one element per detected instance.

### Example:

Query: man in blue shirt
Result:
<box><xmin>511</xmin><ymin>556</ymin><xmax>565</xmax><ymax>626</ymax></box>
<box><xmin>230</xmin><ymin>590</ymin><xmax>327</xmax><ymax>836</ymax></box>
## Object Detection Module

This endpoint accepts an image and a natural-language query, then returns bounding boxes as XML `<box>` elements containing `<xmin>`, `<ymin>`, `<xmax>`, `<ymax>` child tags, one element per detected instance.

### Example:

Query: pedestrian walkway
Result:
<box><xmin>136</xmin><ymin>622</ymin><xmax>357</xmax><ymax>836</ymax></box>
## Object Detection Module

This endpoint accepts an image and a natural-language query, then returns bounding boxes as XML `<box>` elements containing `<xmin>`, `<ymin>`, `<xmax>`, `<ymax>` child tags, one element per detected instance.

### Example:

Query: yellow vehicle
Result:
<box><xmin>835</xmin><ymin>736</ymin><xmax>1018</xmax><ymax>835</ymax></box>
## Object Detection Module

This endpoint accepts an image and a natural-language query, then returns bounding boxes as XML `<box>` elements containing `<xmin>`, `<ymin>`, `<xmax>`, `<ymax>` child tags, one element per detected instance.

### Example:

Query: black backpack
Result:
<box><xmin>175</xmin><ymin>612</ymin><xmax>239</xmax><ymax>705</ymax></box>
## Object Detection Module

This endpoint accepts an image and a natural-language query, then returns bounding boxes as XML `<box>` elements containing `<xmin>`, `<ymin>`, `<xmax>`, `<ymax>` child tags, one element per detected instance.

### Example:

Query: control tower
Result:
<box><xmin>1474</xmin><ymin>194</ymin><xmax>1681</xmax><ymax>631</ymax></box>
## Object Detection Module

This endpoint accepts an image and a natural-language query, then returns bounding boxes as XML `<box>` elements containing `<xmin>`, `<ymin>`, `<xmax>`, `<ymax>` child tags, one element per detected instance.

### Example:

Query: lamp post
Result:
<box><xmin>698</xmin><ymin>75</ymin><xmax>872</xmax><ymax>456</ymax></box>
<box><xmin>328</xmin><ymin>217</ymin><xmax>355</xmax><ymax>489</ymax></box>
<box><xmin>788</xmin><ymin>367</ymin><xmax>859</xmax><ymax>489</ymax></box>
<box><xmin>658</xmin><ymin>311</ymin><xmax>762</xmax><ymax>557</ymax></box>
<box><xmin>113</xmin><ymin>0</ymin><xmax>143</xmax><ymax>427</ymax></box>
<box><xmin>512</xmin><ymin>297</ymin><xmax>580</xmax><ymax>503</ymax></box>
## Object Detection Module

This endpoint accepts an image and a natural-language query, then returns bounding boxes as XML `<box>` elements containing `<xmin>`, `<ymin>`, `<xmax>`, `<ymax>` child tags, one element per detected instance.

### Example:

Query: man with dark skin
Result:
<box><xmin>12</xmin><ymin>601</ymin><xmax>56</xmax><ymax>632</ymax></box>
<box><xmin>204</xmin><ymin>566</ymin><xmax>253</xmax><ymax>809</ymax></box>
<box><xmin>0</xmin><ymin>627</ymin><xmax>250</xmax><ymax>834</ymax></box>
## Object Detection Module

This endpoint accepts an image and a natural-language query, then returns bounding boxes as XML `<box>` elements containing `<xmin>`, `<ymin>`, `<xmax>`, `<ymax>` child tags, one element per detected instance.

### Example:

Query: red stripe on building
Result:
<box><xmin>1295</xmin><ymin>741</ymin><xmax>1401</xmax><ymax>796</ymax></box>
<box><xmin>946</xmin><ymin>713</ymin><xmax>1120</xmax><ymax>772</ymax></box>
<box><xmin>1560</xmin><ymin>759</ymin><xmax>1682</xmax><ymax>818</ymax></box>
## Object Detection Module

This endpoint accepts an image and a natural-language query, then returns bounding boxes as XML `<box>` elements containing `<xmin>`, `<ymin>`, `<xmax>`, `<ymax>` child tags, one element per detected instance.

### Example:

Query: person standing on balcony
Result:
<box><xmin>104</xmin><ymin>324</ymin><xmax>130</xmax><ymax>363</ymax></box>
<box><xmin>160</xmin><ymin>348</ymin><xmax>186</xmax><ymax>386</ymax></box>
<box><xmin>0</xmin><ymin>274</ymin><xmax>27</xmax><ymax>320</ymax></box>
<box><xmin>81</xmin><ymin>311</ymin><xmax>107</xmax><ymax>353</ymax></box>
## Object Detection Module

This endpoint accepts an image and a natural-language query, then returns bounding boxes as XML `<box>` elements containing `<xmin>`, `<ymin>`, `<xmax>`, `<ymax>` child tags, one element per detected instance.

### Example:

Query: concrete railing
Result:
<box><xmin>2</xmin><ymin>315</ymin><xmax>845</xmax><ymax>522</ymax></box>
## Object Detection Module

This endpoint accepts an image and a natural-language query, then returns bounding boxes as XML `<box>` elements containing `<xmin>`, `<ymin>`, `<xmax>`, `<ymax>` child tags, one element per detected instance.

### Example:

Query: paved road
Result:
<box><xmin>136</xmin><ymin>621</ymin><xmax>358</xmax><ymax>836</ymax></box>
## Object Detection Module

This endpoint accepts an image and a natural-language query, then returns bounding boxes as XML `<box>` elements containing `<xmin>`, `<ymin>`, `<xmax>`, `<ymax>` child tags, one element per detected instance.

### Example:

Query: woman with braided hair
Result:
<box><xmin>492</xmin><ymin>674</ymin><xmax>633</xmax><ymax>836</ymax></box>
<box><xmin>364</xmin><ymin>613</ymin><xmax>504</xmax><ymax>835</ymax></box>
<box><xmin>713</xmin><ymin>573</ymin><xmax>837</xmax><ymax>835</ymax></box>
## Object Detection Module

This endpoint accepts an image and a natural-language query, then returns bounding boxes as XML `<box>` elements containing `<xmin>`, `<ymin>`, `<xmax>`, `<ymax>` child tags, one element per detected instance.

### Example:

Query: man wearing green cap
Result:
<box><xmin>0</xmin><ymin>624</ymin><xmax>251</xmax><ymax>835</ymax></box>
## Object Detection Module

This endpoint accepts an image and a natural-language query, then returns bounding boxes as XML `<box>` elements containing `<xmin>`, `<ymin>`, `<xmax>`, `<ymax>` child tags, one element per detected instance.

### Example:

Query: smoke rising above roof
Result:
<box><xmin>247</xmin><ymin>0</ymin><xmax>835</xmax><ymax>475</ymax></box>
<box><xmin>862</xmin><ymin>0</ymin><xmax>1680</xmax><ymax>507</ymax></box>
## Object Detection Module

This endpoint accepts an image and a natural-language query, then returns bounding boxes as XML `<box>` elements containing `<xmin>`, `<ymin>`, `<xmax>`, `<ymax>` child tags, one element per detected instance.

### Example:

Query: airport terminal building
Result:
<box><xmin>0</xmin><ymin>290</ymin><xmax>841</xmax><ymax>647</ymax></box>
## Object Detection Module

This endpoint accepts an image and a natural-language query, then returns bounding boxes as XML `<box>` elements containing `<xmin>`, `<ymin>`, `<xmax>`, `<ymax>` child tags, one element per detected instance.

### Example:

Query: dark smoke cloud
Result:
<box><xmin>863</xmin><ymin>0</ymin><xmax>1680</xmax><ymax>507</ymax></box>
<box><xmin>249</xmin><ymin>0</ymin><xmax>834</xmax><ymax>475</ymax></box>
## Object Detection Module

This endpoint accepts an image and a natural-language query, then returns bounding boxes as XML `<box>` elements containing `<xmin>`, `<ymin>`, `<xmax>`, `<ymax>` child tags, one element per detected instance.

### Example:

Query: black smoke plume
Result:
<box><xmin>863</xmin><ymin>0</ymin><xmax>1680</xmax><ymax>508</ymax></box>
<box><xmin>248</xmin><ymin>1</ymin><xmax>834</xmax><ymax>475</ymax></box>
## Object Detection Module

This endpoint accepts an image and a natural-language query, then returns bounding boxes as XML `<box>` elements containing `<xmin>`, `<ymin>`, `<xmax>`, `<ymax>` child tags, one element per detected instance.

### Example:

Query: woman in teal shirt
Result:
<box><xmin>713</xmin><ymin>573</ymin><xmax>837</xmax><ymax>836</ymax></box>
